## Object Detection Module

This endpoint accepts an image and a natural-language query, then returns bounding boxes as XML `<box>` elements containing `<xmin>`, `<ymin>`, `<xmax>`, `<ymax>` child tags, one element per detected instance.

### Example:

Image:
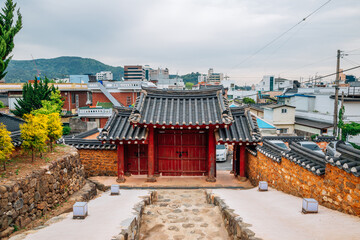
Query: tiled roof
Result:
<box><xmin>283</xmin><ymin>142</ymin><xmax>326</xmax><ymax>175</ymax></box>
<box><xmin>295</xmin><ymin>117</ymin><xmax>333</xmax><ymax>129</ymax></box>
<box><xmin>0</xmin><ymin>113</ymin><xmax>24</xmax><ymax>132</ymax></box>
<box><xmin>257</xmin><ymin>139</ymin><xmax>287</xmax><ymax>163</ymax></box>
<box><xmin>62</xmin><ymin>128</ymin><xmax>116</xmax><ymax>150</ymax></box>
<box><xmin>217</xmin><ymin>108</ymin><xmax>261</xmax><ymax>143</ymax></box>
<box><xmin>99</xmin><ymin>107</ymin><xmax>147</xmax><ymax>142</ymax></box>
<box><xmin>312</xmin><ymin>135</ymin><xmax>336</xmax><ymax>143</ymax></box>
<box><xmin>0</xmin><ymin>113</ymin><xmax>25</xmax><ymax>146</ymax></box>
<box><xmin>326</xmin><ymin>141</ymin><xmax>360</xmax><ymax>177</ymax></box>
<box><xmin>129</xmin><ymin>87</ymin><xmax>233</xmax><ymax>126</ymax></box>
<box><xmin>262</xmin><ymin>136</ymin><xmax>307</xmax><ymax>142</ymax></box>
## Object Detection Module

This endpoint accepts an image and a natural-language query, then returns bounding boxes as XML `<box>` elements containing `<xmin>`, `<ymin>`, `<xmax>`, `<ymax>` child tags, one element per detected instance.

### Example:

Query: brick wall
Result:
<box><xmin>247</xmin><ymin>151</ymin><xmax>360</xmax><ymax>216</ymax></box>
<box><xmin>92</xmin><ymin>92</ymin><xmax>139</xmax><ymax>107</ymax></box>
<box><xmin>78</xmin><ymin>149</ymin><xmax>117</xmax><ymax>177</ymax></box>
<box><xmin>61</xmin><ymin>91</ymin><xmax>88</xmax><ymax>111</ymax></box>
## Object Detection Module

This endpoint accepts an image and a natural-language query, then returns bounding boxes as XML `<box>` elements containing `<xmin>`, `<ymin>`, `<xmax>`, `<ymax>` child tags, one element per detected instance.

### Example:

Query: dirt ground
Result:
<box><xmin>0</xmin><ymin>144</ymin><xmax>70</xmax><ymax>183</ymax></box>
<box><xmin>139</xmin><ymin>189</ymin><xmax>230</xmax><ymax>240</ymax></box>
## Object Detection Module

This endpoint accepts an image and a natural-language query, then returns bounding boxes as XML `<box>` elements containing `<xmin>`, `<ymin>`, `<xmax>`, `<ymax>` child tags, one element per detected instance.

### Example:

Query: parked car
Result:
<box><xmin>268</xmin><ymin>140</ymin><xmax>289</xmax><ymax>150</ymax></box>
<box><xmin>298</xmin><ymin>141</ymin><xmax>325</xmax><ymax>156</ymax></box>
<box><xmin>216</xmin><ymin>145</ymin><xmax>228</xmax><ymax>162</ymax></box>
<box><xmin>326</xmin><ymin>141</ymin><xmax>353</xmax><ymax>157</ymax></box>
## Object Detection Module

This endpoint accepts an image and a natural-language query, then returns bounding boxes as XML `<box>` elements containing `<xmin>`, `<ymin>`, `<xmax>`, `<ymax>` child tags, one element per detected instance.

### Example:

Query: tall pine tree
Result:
<box><xmin>0</xmin><ymin>0</ymin><xmax>22</xmax><ymax>79</ymax></box>
<box><xmin>12</xmin><ymin>77</ymin><xmax>57</xmax><ymax>117</ymax></box>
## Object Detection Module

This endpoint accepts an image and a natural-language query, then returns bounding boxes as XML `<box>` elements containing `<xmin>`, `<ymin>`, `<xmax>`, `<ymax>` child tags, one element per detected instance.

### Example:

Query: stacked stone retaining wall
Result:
<box><xmin>0</xmin><ymin>147</ymin><xmax>86</xmax><ymax>238</ymax></box>
<box><xmin>247</xmin><ymin>151</ymin><xmax>360</xmax><ymax>216</ymax></box>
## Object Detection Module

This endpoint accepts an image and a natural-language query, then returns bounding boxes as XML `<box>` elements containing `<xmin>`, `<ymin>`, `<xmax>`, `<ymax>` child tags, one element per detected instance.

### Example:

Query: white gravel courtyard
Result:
<box><xmin>10</xmin><ymin>190</ymin><xmax>148</xmax><ymax>240</ymax></box>
<box><xmin>212</xmin><ymin>188</ymin><xmax>360</xmax><ymax>240</ymax></box>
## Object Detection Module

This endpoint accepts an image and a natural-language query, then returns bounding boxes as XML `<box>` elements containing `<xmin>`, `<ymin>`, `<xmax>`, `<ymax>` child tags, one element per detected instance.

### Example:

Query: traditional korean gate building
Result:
<box><xmin>98</xmin><ymin>86</ymin><xmax>261</xmax><ymax>182</ymax></box>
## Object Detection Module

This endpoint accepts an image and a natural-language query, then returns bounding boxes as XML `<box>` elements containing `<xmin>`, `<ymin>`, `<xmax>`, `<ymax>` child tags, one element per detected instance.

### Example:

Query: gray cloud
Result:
<box><xmin>12</xmin><ymin>0</ymin><xmax>360</xmax><ymax>84</ymax></box>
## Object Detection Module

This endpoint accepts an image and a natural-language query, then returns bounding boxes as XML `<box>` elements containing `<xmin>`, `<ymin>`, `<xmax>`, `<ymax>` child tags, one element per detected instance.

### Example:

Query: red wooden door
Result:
<box><xmin>157</xmin><ymin>130</ymin><xmax>207</xmax><ymax>176</ymax></box>
<box><xmin>126</xmin><ymin>145</ymin><xmax>148</xmax><ymax>175</ymax></box>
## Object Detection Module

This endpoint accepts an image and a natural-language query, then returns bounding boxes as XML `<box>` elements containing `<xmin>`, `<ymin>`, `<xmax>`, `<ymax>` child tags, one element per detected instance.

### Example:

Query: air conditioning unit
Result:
<box><xmin>111</xmin><ymin>184</ymin><xmax>120</xmax><ymax>195</ymax></box>
<box><xmin>73</xmin><ymin>202</ymin><xmax>88</xmax><ymax>219</ymax></box>
<box><xmin>258</xmin><ymin>181</ymin><xmax>268</xmax><ymax>191</ymax></box>
<box><xmin>302</xmin><ymin>198</ymin><xmax>318</xmax><ymax>213</ymax></box>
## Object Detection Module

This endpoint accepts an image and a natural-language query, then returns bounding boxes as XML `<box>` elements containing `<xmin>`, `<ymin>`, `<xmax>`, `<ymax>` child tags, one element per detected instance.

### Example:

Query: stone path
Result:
<box><xmin>139</xmin><ymin>190</ymin><xmax>230</xmax><ymax>240</ymax></box>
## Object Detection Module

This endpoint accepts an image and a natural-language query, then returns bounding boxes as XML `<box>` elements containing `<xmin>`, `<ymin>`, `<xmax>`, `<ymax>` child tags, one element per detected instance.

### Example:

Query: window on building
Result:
<box><xmin>321</xmin><ymin>129</ymin><xmax>328</xmax><ymax>134</ymax></box>
<box><xmin>279</xmin><ymin>128</ymin><xmax>288</xmax><ymax>133</ymax></box>
<box><xmin>281</xmin><ymin>108</ymin><xmax>287</xmax><ymax>113</ymax></box>
<box><xmin>71</xmin><ymin>93</ymin><xmax>76</xmax><ymax>104</ymax></box>
<box><xmin>126</xmin><ymin>96</ymin><xmax>131</xmax><ymax>106</ymax></box>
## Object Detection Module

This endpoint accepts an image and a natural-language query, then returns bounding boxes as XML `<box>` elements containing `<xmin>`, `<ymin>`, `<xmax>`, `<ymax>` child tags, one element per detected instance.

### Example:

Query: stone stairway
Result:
<box><xmin>139</xmin><ymin>190</ymin><xmax>230</xmax><ymax>240</ymax></box>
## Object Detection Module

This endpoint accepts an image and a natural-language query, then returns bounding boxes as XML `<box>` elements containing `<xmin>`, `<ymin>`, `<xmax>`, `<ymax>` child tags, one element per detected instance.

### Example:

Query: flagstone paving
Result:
<box><xmin>139</xmin><ymin>189</ymin><xmax>230</xmax><ymax>240</ymax></box>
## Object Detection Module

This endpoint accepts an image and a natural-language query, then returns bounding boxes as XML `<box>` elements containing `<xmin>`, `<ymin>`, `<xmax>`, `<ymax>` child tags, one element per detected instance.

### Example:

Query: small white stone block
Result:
<box><xmin>111</xmin><ymin>184</ymin><xmax>120</xmax><ymax>195</ymax></box>
<box><xmin>258</xmin><ymin>181</ymin><xmax>268</xmax><ymax>191</ymax></box>
<box><xmin>302</xmin><ymin>198</ymin><xmax>318</xmax><ymax>213</ymax></box>
<box><xmin>73</xmin><ymin>202</ymin><xmax>88</xmax><ymax>219</ymax></box>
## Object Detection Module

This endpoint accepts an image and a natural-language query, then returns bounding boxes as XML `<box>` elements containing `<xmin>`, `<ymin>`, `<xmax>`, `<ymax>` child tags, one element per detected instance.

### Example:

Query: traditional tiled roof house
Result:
<box><xmin>96</xmin><ymin>86</ymin><xmax>260</xmax><ymax>182</ymax></box>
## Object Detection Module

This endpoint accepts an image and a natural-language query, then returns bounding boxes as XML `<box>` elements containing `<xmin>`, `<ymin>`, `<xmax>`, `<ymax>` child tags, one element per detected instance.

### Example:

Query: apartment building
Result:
<box><xmin>124</xmin><ymin>65</ymin><xmax>145</xmax><ymax>81</ymax></box>
<box><xmin>96</xmin><ymin>71</ymin><xmax>113</xmax><ymax>81</ymax></box>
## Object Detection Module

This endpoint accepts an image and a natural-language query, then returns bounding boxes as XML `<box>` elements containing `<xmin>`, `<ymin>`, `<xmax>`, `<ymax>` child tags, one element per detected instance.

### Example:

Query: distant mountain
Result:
<box><xmin>5</xmin><ymin>56</ymin><xmax>124</xmax><ymax>83</ymax></box>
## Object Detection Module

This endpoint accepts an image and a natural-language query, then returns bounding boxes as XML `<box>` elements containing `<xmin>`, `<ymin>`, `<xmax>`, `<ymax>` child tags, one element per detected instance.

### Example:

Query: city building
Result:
<box><xmin>256</xmin><ymin>76</ymin><xmax>293</xmax><ymax>91</ymax></box>
<box><xmin>124</xmin><ymin>65</ymin><xmax>145</xmax><ymax>81</ymax></box>
<box><xmin>207</xmin><ymin>68</ymin><xmax>223</xmax><ymax>84</ymax></box>
<box><xmin>96</xmin><ymin>71</ymin><xmax>113</xmax><ymax>81</ymax></box>
<box><xmin>263</xmin><ymin>104</ymin><xmax>296</xmax><ymax>135</ymax></box>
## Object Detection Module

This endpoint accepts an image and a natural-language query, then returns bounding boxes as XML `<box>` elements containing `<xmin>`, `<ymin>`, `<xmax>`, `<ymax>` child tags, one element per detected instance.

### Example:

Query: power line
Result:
<box><xmin>230</xmin><ymin>0</ymin><xmax>332</xmax><ymax>70</ymax></box>
<box><xmin>302</xmin><ymin>65</ymin><xmax>360</xmax><ymax>83</ymax></box>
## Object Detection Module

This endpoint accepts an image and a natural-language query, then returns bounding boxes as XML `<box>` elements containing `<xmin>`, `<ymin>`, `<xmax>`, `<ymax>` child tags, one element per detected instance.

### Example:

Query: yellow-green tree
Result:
<box><xmin>31</xmin><ymin>89</ymin><xmax>64</xmax><ymax>115</ymax></box>
<box><xmin>46</xmin><ymin>113</ymin><xmax>63</xmax><ymax>151</ymax></box>
<box><xmin>0</xmin><ymin>123</ymin><xmax>14</xmax><ymax>170</ymax></box>
<box><xmin>20</xmin><ymin>114</ymin><xmax>48</xmax><ymax>162</ymax></box>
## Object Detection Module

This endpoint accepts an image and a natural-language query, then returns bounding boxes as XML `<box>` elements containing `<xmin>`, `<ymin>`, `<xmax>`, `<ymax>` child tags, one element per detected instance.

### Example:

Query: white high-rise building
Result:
<box><xmin>96</xmin><ymin>71</ymin><xmax>113</xmax><ymax>81</ymax></box>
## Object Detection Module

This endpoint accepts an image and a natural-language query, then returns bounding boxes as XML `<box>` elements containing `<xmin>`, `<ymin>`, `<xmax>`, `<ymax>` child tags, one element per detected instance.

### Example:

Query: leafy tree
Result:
<box><xmin>62</xmin><ymin>125</ymin><xmax>71</xmax><ymax>135</ymax></box>
<box><xmin>338</xmin><ymin>106</ymin><xmax>360</xmax><ymax>141</ymax></box>
<box><xmin>185</xmin><ymin>82</ymin><xmax>194</xmax><ymax>90</ymax></box>
<box><xmin>31</xmin><ymin>89</ymin><xmax>64</xmax><ymax>115</ymax></box>
<box><xmin>0</xmin><ymin>0</ymin><xmax>22</xmax><ymax>79</ymax></box>
<box><xmin>242</xmin><ymin>97</ymin><xmax>255</xmax><ymax>104</ymax></box>
<box><xmin>0</xmin><ymin>100</ymin><xmax>4</xmax><ymax>108</ymax></box>
<box><xmin>45</xmin><ymin>113</ymin><xmax>63</xmax><ymax>151</ymax></box>
<box><xmin>20</xmin><ymin>114</ymin><xmax>48</xmax><ymax>162</ymax></box>
<box><xmin>181</xmin><ymin>72</ymin><xmax>200</xmax><ymax>85</ymax></box>
<box><xmin>12</xmin><ymin>77</ymin><xmax>56</xmax><ymax>117</ymax></box>
<box><xmin>0</xmin><ymin>123</ymin><xmax>14</xmax><ymax>170</ymax></box>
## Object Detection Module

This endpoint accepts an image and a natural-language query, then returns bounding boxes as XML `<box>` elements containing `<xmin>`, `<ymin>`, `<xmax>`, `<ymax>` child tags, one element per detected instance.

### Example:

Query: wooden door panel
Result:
<box><xmin>157</xmin><ymin>130</ymin><xmax>207</xmax><ymax>176</ymax></box>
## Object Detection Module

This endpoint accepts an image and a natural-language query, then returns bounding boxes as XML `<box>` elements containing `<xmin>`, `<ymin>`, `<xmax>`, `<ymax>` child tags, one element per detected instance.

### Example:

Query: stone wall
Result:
<box><xmin>78</xmin><ymin>149</ymin><xmax>117</xmax><ymax>177</ymax></box>
<box><xmin>247</xmin><ymin>151</ymin><xmax>360</xmax><ymax>216</ymax></box>
<box><xmin>0</xmin><ymin>147</ymin><xmax>86</xmax><ymax>238</ymax></box>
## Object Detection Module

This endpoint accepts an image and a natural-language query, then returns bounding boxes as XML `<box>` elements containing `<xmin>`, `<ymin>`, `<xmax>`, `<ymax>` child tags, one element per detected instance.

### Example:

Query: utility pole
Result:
<box><xmin>333</xmin><ymin>49</ymin><xmax>341</xmax><ymax>137</ymax></box>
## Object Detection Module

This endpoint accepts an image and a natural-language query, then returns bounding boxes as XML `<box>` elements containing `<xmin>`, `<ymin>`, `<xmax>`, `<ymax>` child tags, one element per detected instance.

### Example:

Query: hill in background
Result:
<box><xmin>5</xmin><ymin>56</ymin><xmax>124</xmax><ymax>83</ymax></box>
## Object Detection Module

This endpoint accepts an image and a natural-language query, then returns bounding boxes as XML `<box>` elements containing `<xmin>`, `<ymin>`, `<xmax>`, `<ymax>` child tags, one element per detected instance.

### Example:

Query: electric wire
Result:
<box><xmin>230</xmin><ymin>0</ymin><xmax>333</xmax><ymax>70</ymax></box>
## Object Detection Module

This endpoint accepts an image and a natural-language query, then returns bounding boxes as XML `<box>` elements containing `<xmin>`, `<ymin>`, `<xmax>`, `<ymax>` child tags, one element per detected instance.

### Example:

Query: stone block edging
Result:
<box><xmin>205</xmin><ymin>191</ymin><xmax>262</xmax><ymax>240</ymax></box>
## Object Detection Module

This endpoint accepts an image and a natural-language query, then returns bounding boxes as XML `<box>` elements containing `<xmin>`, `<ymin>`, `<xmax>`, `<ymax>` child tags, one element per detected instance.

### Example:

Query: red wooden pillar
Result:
<box><xmin>231</xmin><ymin>145</ymin><xmax>236</xmax><ymax>174</ymax></box>
<box><xmin>116</xmin><ymin>144</ymin><xmax>126</xmax><ymax>183</ymax></box>
<box><xmin>147</xmin><ymin>127</ymin><xmax>156</xmax><ymax>182</ymax></box>
<box><xmin>206</xmin><ymin>128</ymin><xmax>216</xmax><ymax>182</ymax></box>
<box><xmin>239</xmin><ymin>145</ymin><xmax>246</xmax><ymax>177</ymax></box>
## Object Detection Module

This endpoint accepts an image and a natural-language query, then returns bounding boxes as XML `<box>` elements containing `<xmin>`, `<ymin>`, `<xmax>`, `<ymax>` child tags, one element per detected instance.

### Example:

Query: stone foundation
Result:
<box><xmin>0</xmin><ymin>147</ymin><xmax>86</xmax><ymax>238</ymax></box>
<box><xmin>247</xmin><ymin>151</ymin><xmax>360</xmax><ymax>216</ymax></box>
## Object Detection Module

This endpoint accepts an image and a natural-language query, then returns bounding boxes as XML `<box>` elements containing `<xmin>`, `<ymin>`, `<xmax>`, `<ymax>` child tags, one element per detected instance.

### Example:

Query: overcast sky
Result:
<box><xmin>12</xmin><ymin>0</ymin><xmax>360</xmax><ymax>84</ymax></box>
